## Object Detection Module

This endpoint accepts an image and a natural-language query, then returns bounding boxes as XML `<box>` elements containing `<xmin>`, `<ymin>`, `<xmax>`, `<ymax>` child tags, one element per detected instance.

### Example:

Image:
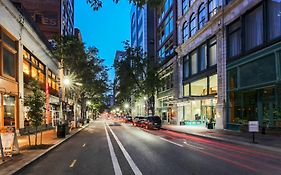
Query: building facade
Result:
<box><xmin>175</xmin><ymin>0</ymin><xmax>281</xmax><ymax>131</ymax></box>
<box><xmin>0</xmin><ymin>0</ymin><xmax>59</xmax><ymax>131</ymax></box>
<box><xmin>224</xmin><ymin>0</ymin><xmax>281</xmax><ymax>130</ymax></box>
<box><xmin>130</xmin><ymin>4</ymin><xmax>155</xmax><ymax>116</ymax></box>
<box><xmin>11</xmin><ymin>0</ymin><xmax>74</xmax><ymax>41</ymax></box>
<box><xmin>176</xmin><ymin>0</ymin><xmax>222</xmax><ymax>128</ymax></box>
<box><xmin>154</xmin><ymin>0</ymin><xmax>179</xmax><ymax>124</ymax></box>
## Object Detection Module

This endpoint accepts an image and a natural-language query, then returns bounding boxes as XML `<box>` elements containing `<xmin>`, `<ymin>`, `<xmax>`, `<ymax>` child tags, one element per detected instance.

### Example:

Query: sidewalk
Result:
<box><xmin>161</xmin><ymin>124</ymin><xmax>281</xmax><ymax>153</ymax></box>
<box><xmin>0</xmin><ymin>125</ymin><xmax>88</xmax><ymax>175</ymax></box>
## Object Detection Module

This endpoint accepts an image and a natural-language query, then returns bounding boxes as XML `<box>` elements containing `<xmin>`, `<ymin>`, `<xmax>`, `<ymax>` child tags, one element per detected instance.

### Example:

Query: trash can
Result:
<box><xmin>57</xmin><ymin>124</ymin><xmax>66</xmax><ymax>138</ymax></box>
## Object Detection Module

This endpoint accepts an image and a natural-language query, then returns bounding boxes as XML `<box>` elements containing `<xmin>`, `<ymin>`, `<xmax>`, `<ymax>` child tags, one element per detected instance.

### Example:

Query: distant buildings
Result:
<box><xmin>11</xmin><ymin>0</ymin><xmax>74</xmax><ymax>41</ymax></box>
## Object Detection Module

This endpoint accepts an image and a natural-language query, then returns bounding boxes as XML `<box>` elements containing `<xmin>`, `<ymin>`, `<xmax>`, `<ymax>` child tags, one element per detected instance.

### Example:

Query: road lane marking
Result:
<box><xmin>160</xmin><ymin>137</ymin><xmax>184</xmax><ymax>147</ymax></box>
<box><xmin>107</xmin><ymin>123</ymin><xmax>143</xmax><ymax>175</ymax></box>
<box><xmin>69</xmin><ymin>160</ymin><xmax>77</xmax><ymax>168</ymax></box>
<box><xmin>82</xmin><ymin>143</ymin><xmax>86</xmax><ymax>147</ymax></box>
<box><xmin>104</xmin><ymin>123</ymin><xmax>123</xmax><ymax>175</ymax></box>
<box><xmin>183</xmin><ymin>141</ymin><xmax>204</xmax><ymax>150</ymax></box>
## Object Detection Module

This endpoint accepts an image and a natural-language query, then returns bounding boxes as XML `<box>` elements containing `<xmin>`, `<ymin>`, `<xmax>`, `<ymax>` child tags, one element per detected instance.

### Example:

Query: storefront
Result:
<box><xmin>0</xmin><ymin>26</ymin><xmax>19</xmax><ymax>129</ymax></box>
<box><xmin>227</xmin><ymin>43</ymin><xmax>281</xmax><ymax>130</ymax></box>
<box><xmin>181</xmin><ymin>74</ymin><xmax>218</xmax><ymax>126</ymax></box>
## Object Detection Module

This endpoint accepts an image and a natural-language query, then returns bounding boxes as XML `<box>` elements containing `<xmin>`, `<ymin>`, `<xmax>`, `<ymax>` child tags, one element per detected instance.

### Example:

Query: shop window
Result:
<box><xmin>183</xmin><ymin>56</ymin><xmax>189</xmax><ymax>78</ymax></box>
<box><xmin>31</xmin><ymin>56</ymin><xmax>38</xmax><ymax>65</ymax></box>
<box><xmin>245</xmin><ymin>5</ymin><xmax>264</xmax><ymax>51</ymax></box>
<box><xmin>39</xmin><ymin>71</ymin><xmax>45</xmax><ymax>83</ymax></box>
<box><xmin>199</xmin><ymin>44</ymin><xmax>207</xmax><ymax>71</ymax></box>
<box><xmin>268</xmin><ymin>0</ymin><xmax>281</xmax><ymax>41</ymax></box>
<box><xmin>31</xmin><ymin>66</ymin><xmax>38</xmax><ymax>78</ymax></box>
<box><xmin>228</xmin><ymin>91</ymin><xmax>244</xmax><ymax>124</ymax></box>
<box><xmin>191</xmin><ymin>50</ymin><xmax>197</xmax><ymax>75</ymax></box>
<box><xmin>191</xmin><ymin>78</ymin><xmax>207</xmax><ymax>96</ymax></box>
<box><xmin>198</xmin><ymin>3</ymin><xmax>206</xmax><ymax>29</ymax></box>
<box><xmin>189</xmin><ymin>13</ymin><xmax>196</xmax><ymax>37</ymax></box>
<box><xmin>3</xmin><ymin>48</ymin><xmax>16</xmax><ymax>78</ymax></box>
<box><xmin>183</xmin><ymin>83</ymin><xmax>190</xmax><ymax>97</ymax></box>
<box><xmin>228</xmin><ymin>68</ymin><xmax>237</xmax><ymax>90</ymax></box>
<box><xmin>209</xmin><ymin>74</ymin><xmax>217</xmax><ymax>94</ymax></box>
<box><xmin>209</xmin><ymin>37</ymin><xmax>217</xmax><ymax>66</ymax></box>
<box><xmin>183</xmin><ymin>103</ymin><xmax>192</xmax><ymax>121</ymax></box>
<box><xmin>23</xmin><ymin>49</ymin><xmax>30</xmax><ymax>60</ymax></box>
<box><xmin>227</xmin><ymin>20</ymin><xmax>241</xmax><ymax>58</ymax></box>
<box><xmin>23</xmin><ymin>60</ymin><xmax>30</xmax><ymax>75</ymax></box>
<box><xmin>240</xmin><ymin>54</ymin><xmax>276</xmax><ymax>87</ymax></box>
<box><xmin>4</xmin><ymin>95</ymin><xmax>16</xmax><ymax>126</ymax></box>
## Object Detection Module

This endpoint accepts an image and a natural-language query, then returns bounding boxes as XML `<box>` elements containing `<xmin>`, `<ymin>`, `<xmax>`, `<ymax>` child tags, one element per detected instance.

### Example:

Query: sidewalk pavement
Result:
<box><xmin>0</xmin><ymin>125</ymin><xmax>88</xmax><ymax>175</ymax></box>
<box><xmin>161</xmin><ymin>124</ymin><xmax>281</xmax><ymax>153</ymax></box>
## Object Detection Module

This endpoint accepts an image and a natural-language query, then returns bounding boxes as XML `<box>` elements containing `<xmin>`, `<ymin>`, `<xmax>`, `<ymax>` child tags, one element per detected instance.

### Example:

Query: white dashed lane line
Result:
<box><xmin>69</xmin><ymin>160</ymin><xmax>77</xmax><ymax>168</ymax></box>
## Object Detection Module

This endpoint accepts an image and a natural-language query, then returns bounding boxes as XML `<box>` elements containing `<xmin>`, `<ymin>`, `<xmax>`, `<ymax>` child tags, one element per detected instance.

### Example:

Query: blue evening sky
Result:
<box><xmin>74</xmin><ymin>0</ymin><xmax>131</xmax><ymax>82</ymax></box>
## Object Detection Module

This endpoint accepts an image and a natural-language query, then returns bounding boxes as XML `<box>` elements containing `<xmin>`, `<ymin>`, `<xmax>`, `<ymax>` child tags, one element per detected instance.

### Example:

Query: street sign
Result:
<box><xmin>249</xmin><ymin>121</ymin><xmax>259</xmax><ymax>132</ymax></box>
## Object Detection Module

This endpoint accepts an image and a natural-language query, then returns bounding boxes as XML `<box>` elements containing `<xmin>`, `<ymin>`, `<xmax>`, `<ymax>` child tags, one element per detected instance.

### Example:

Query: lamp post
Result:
<box><xmin>124</xmin><ymin>103</ymin><xmax>129</xmax><ymax>115</ymax></box>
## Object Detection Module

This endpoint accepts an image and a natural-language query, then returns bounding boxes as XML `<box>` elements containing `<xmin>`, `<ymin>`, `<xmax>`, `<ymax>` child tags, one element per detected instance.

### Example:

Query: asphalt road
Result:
<box><xmin>17</xmin><ymin>119</ymin><xmax>281</xmax><ymax>175</ymax></box>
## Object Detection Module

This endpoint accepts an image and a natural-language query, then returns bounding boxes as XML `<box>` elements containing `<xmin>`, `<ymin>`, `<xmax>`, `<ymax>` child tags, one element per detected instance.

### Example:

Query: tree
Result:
<box><xmin>24</xmin><ymin>80</ymin><xmax>46</xmax><ymax>146</ymax></box>
<box><xmin>114</xmin><ymin>41</ymin><xmax>162</xmax><ymax>114</ymax></box>
<box><xmin>53</xmin><ymin>35</ymin><xmax>110</xmax><ymax>118</ymax></box>
<box><xmin>86</xmin><ymin>0</ymin><xmax>162</xmax><ymax>11</ymax></box>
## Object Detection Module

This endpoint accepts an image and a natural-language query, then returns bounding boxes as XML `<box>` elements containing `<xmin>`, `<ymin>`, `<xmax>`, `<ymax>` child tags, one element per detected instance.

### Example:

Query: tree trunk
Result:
<box><xmin>28</xmin><ymin>127</ymin><xmax>31</xmax><ymax>146</ymax></box>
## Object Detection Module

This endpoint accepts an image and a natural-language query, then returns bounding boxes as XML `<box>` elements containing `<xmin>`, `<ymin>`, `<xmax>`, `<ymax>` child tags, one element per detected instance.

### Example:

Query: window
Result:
<box><xmin>268</xmin><ymin>0</ymin><xmax>281</xmax><ymax>40</ymax></box>
<box><xmin>23</xmin><ymin>60</ymin><xmax>30</xmax><ymax>75</ymax></box>
<box><xmin>191</xmin><ymin>50</ymin><xmax>197</xmax><ymax>75</ymax></box>
<box><xmin>208</xmin><ymin>0</ymin><xmax>218</xmax><ymax>18</ymax></box>
<box><xmin>182</xmin><ymin>0</ymin><xmax>188</xmax><ymax>15</ymax></box>
<box><xmin>198</xmin><ymin>3</ymin><xmax>206</xmax><ymax>29</ymax></box>
<box><xmin>190</xmin><ymin>0</ymin><xmax>195</xmax><ymax>6</ymax></box>
<box><xmin>209</xmin><ymin>74</ymin><xmax>217</xmax><ymax>94</ymax></box>
<box><xmin>199</xmin><ymin>44</ymin><xmax>207</xmax><ymax>71</ymax></box>
<box><xmin>209</xmin><ymin>37</ymin><xmax>217</xmax><ymax>66</ymax></box>
<box><xmin>189</xmin><ymin>13</ymin><xmax>196</xmax><ymax>37</ymax></box>
<box><xmin>182</xmin><ymin>21</ymin><xmax>188</xmax><ymax>42</ymax></box>
<box><xmin>4</xmin><ymin>95</ymin><xmax>16</xmax><ymax>126</ymax></box>
<box><xmin>3</xmin><ymin>48</ymin><xmax>16</xmax><ymax>78</ymax></box>
<box><xmin>191</xmin><ymin>78</ymin><xmax>207</xmax><ymax>96</ymax></box>
<box><xmin>183</xmin><ymin>83</ymin><xmax>190</xmax><ymax>97</ymax></box>
<box><xmin>31</xmin><ymin>66</ymin><xmax>38</xmax><ymax>78</ymax></box>
<box><xmin>240</xmin><ymin>54</ymin><xmax>276</xmax><ymax>87</ymax></box>
<box><xmin>228</xmin><ymin>68</ymin><xmax>237</xmax><ymax>90</ymax></box>
<box><xmin>183</xmin><ymin>56</ymin><xmax>189</xmax><ymax>78</ymax></box>
<box><xmin>245</xmin><ymin>5</ymin><xmax>264</xmax><ymax>51</ymax></box>
<box><xmin>228</xmin><ymin>20</ymin><xmax>241</xmax><ymax>57</ymax></box>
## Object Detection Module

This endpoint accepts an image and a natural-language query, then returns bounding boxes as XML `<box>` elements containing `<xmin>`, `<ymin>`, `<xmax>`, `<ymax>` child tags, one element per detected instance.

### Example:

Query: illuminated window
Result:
<box><xmin>23</xmin><ymin>60</ymin><xmax>30</xmax><ymax>75</ymax></box>
<box><xmin>191</xmin><ymin>78</ymin><xmax>207</xmax><ymax>96</ymax></box>
<box><xmin>31</xmin><ymin>66</ymin><xmax>38</xmax><ymax>78</ymax></box>
<box><xmin>209</xmin><ymin>74</ymin><xmax>217</xmax><ymax>94</ymax></box>
<box><xmin>39</xmin><ymin>71</ymin><xmax>45</xmax><ymax>83</ymax></box>
<box><xmin>23</xmin><ymin>49</ymin><xmax>30</xmax><ymax>60</ymax></box>
<box><xmin>184</xmin><ymin>83</ymin><xmax>190</xmax><ymax>97</ymax></box>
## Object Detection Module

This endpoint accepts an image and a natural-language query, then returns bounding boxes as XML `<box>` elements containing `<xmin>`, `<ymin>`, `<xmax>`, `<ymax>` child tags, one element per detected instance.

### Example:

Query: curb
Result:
<box><xmin>10</xmin><ymin>124</ymin><xmax>89</xmax><ymax>175</ymax></box>
<box><xmin>161</xmin><ymin>127</ymin><xmax>281</xmax><ymax>154</ymax></box>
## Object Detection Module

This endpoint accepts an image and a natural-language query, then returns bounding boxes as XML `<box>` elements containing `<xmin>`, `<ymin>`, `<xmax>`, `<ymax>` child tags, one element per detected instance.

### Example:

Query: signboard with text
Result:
<box><xmin>249</xmin><ymin>121</ymin><xmax>259</xmax><ymax>132</ymax></box>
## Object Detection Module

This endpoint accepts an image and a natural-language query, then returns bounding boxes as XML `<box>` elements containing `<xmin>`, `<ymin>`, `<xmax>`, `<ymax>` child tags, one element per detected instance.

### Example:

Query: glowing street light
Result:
<box><xmin>124</xmin><ymin>103</ymin><xmax>129</xmax><ymax>109</ymax></box>
<box><xmin>63</xmin><ymin>78</ymin><xmax>71</xmax><ymax>86</ymax></box>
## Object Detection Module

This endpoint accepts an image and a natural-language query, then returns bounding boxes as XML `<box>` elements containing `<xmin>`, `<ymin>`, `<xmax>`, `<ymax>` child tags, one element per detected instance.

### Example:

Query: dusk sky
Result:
<box><xmin>74</xmin><ymin>0</ymin><xmax>131</xmax><ymax>82</ymax></box>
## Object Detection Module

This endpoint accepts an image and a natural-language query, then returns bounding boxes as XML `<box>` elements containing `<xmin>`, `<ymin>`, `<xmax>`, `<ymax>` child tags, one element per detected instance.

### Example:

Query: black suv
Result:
<box><xmin>143</xmin><ymin>116</ymin><xmax>161</xmax><ymax>130</ymax></box>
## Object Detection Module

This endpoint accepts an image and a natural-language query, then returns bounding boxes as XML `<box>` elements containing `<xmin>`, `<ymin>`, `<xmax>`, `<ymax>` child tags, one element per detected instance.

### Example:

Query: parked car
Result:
<box><xmin>124</xmin><ymin>116</ymin><xmax>133</xmax><ymax>123</ymax></box>
<box><xmin>133</xmin><ymin>116</ymin><xmax>145</xmax><ymax>127</ymax></box>
<box><xmin>142</xmin><ymin>116</ymin><xmax>162</xmax><ymax>130</ymax></box>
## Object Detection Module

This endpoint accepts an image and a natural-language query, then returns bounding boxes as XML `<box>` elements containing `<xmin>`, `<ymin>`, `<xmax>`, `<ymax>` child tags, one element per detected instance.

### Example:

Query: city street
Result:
<box><xmin>16</xmin><ymin>120</ymin><xmax>281</xmax><ymax>175</ymax></box>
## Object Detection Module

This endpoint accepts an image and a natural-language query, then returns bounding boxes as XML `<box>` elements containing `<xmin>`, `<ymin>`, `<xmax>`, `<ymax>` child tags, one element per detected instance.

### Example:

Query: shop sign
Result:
<box><xmin>249</xmin><ymin>121</ymin><xmax>259</xmax><ymax>132</ymax></box>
